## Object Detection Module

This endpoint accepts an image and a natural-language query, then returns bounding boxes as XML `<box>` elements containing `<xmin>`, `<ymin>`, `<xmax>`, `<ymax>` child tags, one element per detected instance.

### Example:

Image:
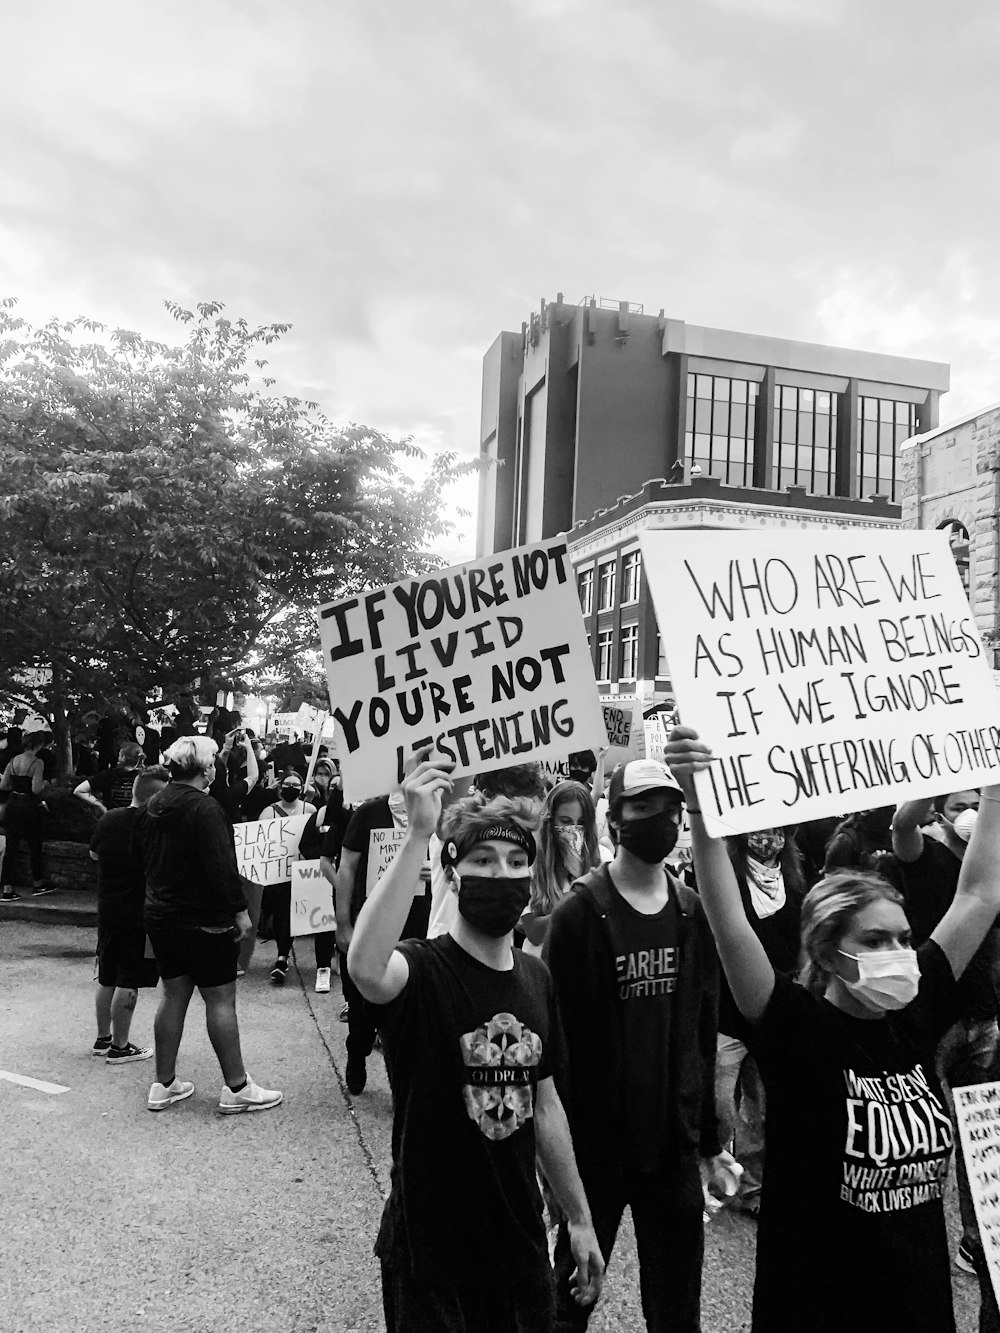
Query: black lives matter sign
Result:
<box><xmin>641</xmin><ymin>529</ymin><xmax>1000</xmax><ymax>837</ymax></box>
<box><xmin>317</xmin><ymin>539</ymin><xmax>607</xmax><ymax>804</ymax></box>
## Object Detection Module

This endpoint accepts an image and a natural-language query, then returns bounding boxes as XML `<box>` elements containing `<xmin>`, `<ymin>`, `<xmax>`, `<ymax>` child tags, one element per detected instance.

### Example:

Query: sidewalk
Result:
<box><xmin>0</xmin><ymin>886</ymin><xmax>97</xmax><ymax>927</ymax></box>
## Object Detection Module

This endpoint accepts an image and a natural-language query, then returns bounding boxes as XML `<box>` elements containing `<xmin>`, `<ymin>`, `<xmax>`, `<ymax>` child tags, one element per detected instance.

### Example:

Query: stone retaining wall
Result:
<box><xmin>1</xmin><ymin>840</ymin><xmax>98</xmax><ymax>891</ymax></box>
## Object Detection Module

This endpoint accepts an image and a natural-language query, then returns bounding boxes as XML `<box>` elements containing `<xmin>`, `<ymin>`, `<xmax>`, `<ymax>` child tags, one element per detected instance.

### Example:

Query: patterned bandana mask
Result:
<box><xmin>746</xmin><ymin>831</ymin><xmax>785</xmax><ymax>863</ymax></box>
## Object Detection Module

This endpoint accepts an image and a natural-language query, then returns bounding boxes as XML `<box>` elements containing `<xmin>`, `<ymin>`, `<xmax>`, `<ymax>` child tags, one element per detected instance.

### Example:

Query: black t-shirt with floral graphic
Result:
<box><xmin>374</xmin><ymin>934</ymin><xmax>563</xmax><ymax>1282</ymax></box>
<box><xmin>747</xmin><ymin>941</ymin><xmax>960</xmax><ymax>1333</ymax></box>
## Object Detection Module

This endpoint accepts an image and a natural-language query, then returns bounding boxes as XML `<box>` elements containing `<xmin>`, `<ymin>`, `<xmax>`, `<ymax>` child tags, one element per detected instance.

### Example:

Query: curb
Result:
<box><xmin>0</xmin><ymin>895</ymin><xmax>98</xmax><ymax>928</ymax></box>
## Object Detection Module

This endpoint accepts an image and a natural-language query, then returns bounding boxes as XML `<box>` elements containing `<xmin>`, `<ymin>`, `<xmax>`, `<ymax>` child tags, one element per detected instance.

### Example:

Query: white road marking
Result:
<box><xmin>0</xmin><ymin>1070</ymin><xmax>70</xmax><ymax>1095</ymax></box>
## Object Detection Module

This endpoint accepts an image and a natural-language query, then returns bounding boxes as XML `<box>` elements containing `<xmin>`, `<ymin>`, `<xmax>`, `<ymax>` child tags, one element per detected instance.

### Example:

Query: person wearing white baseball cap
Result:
<box><xmin>545</xmin><ymin>757</ymin><xmax>738</xmax><ymax>1332</ymax></box>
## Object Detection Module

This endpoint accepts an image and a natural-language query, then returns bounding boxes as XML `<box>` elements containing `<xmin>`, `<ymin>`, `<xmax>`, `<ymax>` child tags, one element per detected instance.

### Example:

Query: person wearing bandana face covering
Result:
<box><xmin>667</xmin><ymin>725</ymin><xmax>1000</xmax><ymax>1333</ymax></box>
<box><xmin>259</xmin><ymin>773</ymin><xmax>316</xmax><ymax>985</ymax></box>
<box><xmin>892</xmin><ymin>787</ymin><xmax>1000</xmax><ymax>1290</ymax></box>
<box><xmin>348</xmin><ymin>754</ymin><xmax>604</xmax><ymax>1333</ymax></box>
<box><xmin>544</xmin><ymin>759</ymin><xmax>738</xmax><ymax>1333</ymax></box>
<box><xmin>709</xmin><ymin>827</ymin><xmax>805</xmax><ymax>1215</ymax></box>
<box><xmin>521</xmin><ymin>781</ymin><xmax>609</xmax><ymax>958</ymax></box>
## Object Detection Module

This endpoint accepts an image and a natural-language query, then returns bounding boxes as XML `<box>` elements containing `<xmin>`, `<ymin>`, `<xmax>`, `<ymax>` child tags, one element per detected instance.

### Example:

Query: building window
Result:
<box><xmin>685</xmin><ymin>372</ymin><xmax>758</xmax><ymax>486</ymax></box>
<box><xmin>620</xmin><ymin>624</ymin><xmax>639</xmax><ymax>681</ymax></box>
<box><xmin>656</xmin><ymin>633</ymin><xmax>669</xmax><ymax>679</ymax></box>
<box><xmin>772</xmin><ymin>385</ymin><xmax>838</xmax><ymax>496</ymax></box>
<box><xmin>598</xmin><ymin>559</ymin><xmax>617</xmax><ymax>611</ymax></box>
<box><xmin>620</xmin><ymin>551</ymin><xmax>640</xmax><ymax>604</ymax></box>
<box><xmin>578</xmin><ymin>567</ymin><xmax>594</xmax><ymax>616</ymax></box>
<box><xmin>857</xmin><ymin>397</ymin><xmax>917</xmax><ymax>502</ymax></box>
<box><xmin>596</xmin><ymin>629</ymin><xmax>614</xmax><ymax>681</ymax></box>
<box><xmin>939</xmin><ymin>518</ymin><xmax>971</xmax><ymax>596</ymax></box>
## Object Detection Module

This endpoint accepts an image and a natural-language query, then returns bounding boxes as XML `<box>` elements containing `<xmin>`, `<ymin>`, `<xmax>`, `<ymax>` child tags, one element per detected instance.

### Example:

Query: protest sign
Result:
<box><xmin>366</xmin><ymin>826</ymin><xmax>424</xmax><ymax>898</ymax></box>
<box><xmin>290</xmin><ymin>860</ymin><xmax>335</xmax><ymax>936</ymax></box>
<box><xmin>640</xmin><ymin>529</ymin><xmax>1000</xmax><ymax>837</ymax></box>
<box><xmin>955</xmin><ymin>1082</ymin><xmax>1000</xmax><ymax>1310</ymax></box>
<box><xmin>272</xmin><ymin>712</ymin><xmax>298</xmax><ymax>737</ymax></box>
<box><xmin>541</xmin><ymin>758</ymin><xmax>571</xmax><ymax>783</ymax></box>
<box><xmin>603</xmin><ymin>701</ymin><xmax>632</xmax><ymax>749</ymax></box>
<box><xmin>296</xmin><ymin>702</ymin><xmax>324</xmax><ymax>735</ymax></box>
<box><xmin>317</xmin><ymin>539</ymin><xmax>607</xmax><ymax>804</ymax></box>
<box><xmin>233</xmin><ymin>815</ymin><xmax>309</xmax><ymax>885</ymax></box>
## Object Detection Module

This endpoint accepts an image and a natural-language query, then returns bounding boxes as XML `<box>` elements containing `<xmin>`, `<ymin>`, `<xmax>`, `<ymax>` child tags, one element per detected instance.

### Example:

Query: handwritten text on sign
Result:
<box><xmin>603</xmin><ymin>703</ymin><xmax>632</xmax><ymax>749</ymax></box>
<box><xmin>233</xmin><ymin>815</ymin><xmax>309</xmax><ymax>885</ymax></box>
<box><xmin>317</xmin><ymin>540</ymin><xmax>607</xmax><ymax>804</ymax></box>
<box><xmin>955</xmin><ymin>1082</ymin><xmax>1000</xmax><ymax>1311</ymax></box>
<box><xmin>366</xmin><ymin>827</ymin><xmax>425</xmax><ymax>898</ymax></box>
<box><xmin>290</xmin><ymin>861</ymin><xmax>335</xmax><ymax>936</ymax></box>
<box><xmin>640</xmin><ymin>530</ymin><xmax>1000</xmax><ymax>836</ymax></box>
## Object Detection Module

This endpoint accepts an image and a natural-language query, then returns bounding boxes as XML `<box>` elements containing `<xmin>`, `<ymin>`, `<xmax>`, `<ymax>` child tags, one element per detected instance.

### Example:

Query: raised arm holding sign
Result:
<box><xmin>642</xmin><ymin>529</ymin><xmax>1000</xmax><ymax>836</ymax></box>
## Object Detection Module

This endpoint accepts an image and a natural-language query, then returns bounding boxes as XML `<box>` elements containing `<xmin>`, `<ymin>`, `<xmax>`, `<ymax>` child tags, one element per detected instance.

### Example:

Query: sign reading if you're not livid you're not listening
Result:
<box><xmin>641</xmin><ymin>529</ymin><xmax>1000</xmax><ymax>838</ymax></box>
<box><xmin>317</xmin><ymin>539</ymin><xmax>607</xmax><ymax>805</ymax></box>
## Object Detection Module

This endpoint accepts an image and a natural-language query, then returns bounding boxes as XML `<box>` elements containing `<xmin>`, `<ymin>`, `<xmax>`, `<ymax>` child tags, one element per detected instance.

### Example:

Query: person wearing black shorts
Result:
<box><xmin>90</xmin><ymin>766</ymin><xmax>170</xmax><ymax>1063</ymax></box>
<box><xmin>136</xmin><ymin>736</ymin><xmax>283</xmax><ymax>1115</ymax></box>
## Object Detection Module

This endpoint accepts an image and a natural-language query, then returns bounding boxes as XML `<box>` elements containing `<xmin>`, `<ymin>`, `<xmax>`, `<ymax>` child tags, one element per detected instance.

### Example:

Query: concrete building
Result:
<box><xmin>479</xmin><ymin>295</ymin><xmax>951</xmax><ymax>698</ymax></box>
<box><xmin>900</xmin><ymin>403</ymin><xmax>1000</xmax><ymax>669</ymax></box>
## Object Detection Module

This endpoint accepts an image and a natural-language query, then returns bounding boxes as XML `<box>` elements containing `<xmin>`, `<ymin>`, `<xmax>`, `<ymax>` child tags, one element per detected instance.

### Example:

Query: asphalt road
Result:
<box><xmin>1</xmin><ymin>922</ymin><xmax>981</xmax><ymax>1332</ymax></box>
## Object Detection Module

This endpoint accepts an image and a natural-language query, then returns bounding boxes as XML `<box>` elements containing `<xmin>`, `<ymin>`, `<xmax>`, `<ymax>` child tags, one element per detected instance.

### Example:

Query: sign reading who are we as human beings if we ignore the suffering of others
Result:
<box><xmin>316</xmin><ymin>539</ymin><xmax>608</xmax><ymax>805</ymax></box>
<box><xmin>641</xmin><ymin>528</ymin><xmax>1000</xmax><ymax>838</ymax></box>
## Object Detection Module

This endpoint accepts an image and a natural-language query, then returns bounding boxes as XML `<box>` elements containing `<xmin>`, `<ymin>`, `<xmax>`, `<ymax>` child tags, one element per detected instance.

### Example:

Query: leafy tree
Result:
<box><xmin>0</xmin><ymin>299</ymin><xmax>470</xmax><ymax>776</ymax></box>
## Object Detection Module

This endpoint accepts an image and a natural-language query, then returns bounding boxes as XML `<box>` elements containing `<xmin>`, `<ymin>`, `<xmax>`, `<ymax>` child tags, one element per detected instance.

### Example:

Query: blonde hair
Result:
<box><xmin>164</xmin><ymin>735</ymin><xmax>218</xmax><ymax>778</ymax></box>
<box><xmin>798</xmin><ymin>870</ymin><xmax>905</xmax><ymax>997</ymax></box>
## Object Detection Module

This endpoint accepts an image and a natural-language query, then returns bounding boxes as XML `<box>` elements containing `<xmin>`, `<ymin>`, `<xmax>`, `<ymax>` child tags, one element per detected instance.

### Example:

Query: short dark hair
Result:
<box><xmin>133</xmin><ymin>766</ymin><xmax>170</xmax><ymax>804</ymax></box>
<box><xmin>475</xmin><ymin>763</ymin><xmax>547</xmax><ymax>802</ymax></box>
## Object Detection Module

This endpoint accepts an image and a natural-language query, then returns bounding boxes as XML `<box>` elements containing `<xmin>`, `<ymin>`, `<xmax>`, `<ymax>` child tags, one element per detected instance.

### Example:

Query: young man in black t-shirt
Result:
<box><xmin>545</xmin><ymin>759</ymin><xmax>738</xmax><ymax>1333</ymax></box>
<box><xmin>348</xmin><ymin>757</ymin><xmax>604</xmax><ymax>1333</ymax></box>
<box><xmin>75</xmin><ymin>742</ymin><xmax>146</xmax><ymax>813</ymax></box>
<box><xmin>90</xmin><ymin>766</ymin><xmax>169</xmax><ymax>1062</ymax></box>
<box><xmin>892</xmin><ymin>787</ymin><xmax>1000</xmax><ymax>1279</ymax></box>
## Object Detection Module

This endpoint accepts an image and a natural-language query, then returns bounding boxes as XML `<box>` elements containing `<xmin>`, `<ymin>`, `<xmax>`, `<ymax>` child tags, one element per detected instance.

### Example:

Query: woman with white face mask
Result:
<box><xmin>666</xmin><ymin>725</ymin><xmax>1000</xmax><ymax>1333</ymax></box>
<box><xmin>521</xmin><ymin>782</ymin><xmax>608</xmax><ymax>958</ymax></box>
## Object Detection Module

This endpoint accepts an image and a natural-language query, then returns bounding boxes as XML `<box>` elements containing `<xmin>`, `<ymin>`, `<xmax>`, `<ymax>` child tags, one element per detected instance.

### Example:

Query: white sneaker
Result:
<box><xmin>315</xmin><ymin>967</ymin><xmax>332</xmax><ymax>993</ymax></box>
<box><xmin>218</xmin><ymin>1076</ymin><xmax>283</xmax><ymax>1115</ymax></box>
<box><xmin>147</xmin><ymin>1078</ymin><xmax>195</xmax><ymax>1112</ymax></box>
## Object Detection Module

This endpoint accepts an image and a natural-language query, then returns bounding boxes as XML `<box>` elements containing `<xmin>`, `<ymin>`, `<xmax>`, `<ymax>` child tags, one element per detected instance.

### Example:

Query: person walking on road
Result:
<box><xmin>90</xmin><ymin>765</ymin><xmax>170</xmax><ymax>1063</ymax></box>
<box><xmin>349</xmin><ymin>755</ymin><xmax>604</xmax><ymax>1332</ymax></box>
<box><xmin>135</xmin><ymin>736</ymin><xmax>282</xmax><ymax>1115</ymax></box>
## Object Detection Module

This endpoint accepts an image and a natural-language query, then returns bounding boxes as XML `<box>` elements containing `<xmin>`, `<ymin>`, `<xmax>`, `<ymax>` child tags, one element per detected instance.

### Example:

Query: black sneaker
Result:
<box><xmin>106</xmin><ymin>1042</ymin><xmax>154</xmax><ymax>1065</ymax></box>
<box><xmin>32</xmin><ymin>884</ymin><xmax>56</xmax><ymax>897</ymax></box>
<box><xmin>0</xmin><ymin>889</ymin><xmax>21</xmax><ymax>901</ymax></box>
<box><xmin>346</xmin><ymin>1055</ymin><xmax>367</xmax><ymax>1095</ymax></box>
<box><xmin>92</xmin><ymin>1036</ymin><xmax>113</xmax><ymax>1057</ymax></box>
<box><xmin>956</xmin><ymin>1239</ymin><xmax>978</xmax><ymax>1275</ymax></box>
<box><xmin>270</xmin><ymin>957</ymin><xmax>289</xmax><ymax>985</ymax></box>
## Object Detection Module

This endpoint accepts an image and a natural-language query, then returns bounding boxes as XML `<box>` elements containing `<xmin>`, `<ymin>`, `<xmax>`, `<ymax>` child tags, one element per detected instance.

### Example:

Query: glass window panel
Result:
<box><xmin>684</xmin><ymin>429</ymin><xmax>693</xmax><ymax>452</ymax></box>
<box><xmin>694</xmin><ymin>432</ymin><xmax>710</xmax><ymax>456</ymax></box>
<box><xmin>731</xmin><ymin>379</ymin><xmax>747</xmax><ymax>405</ymax></box>
<box><xmin>862</xmin><ymin>397</ymin><xmax>877</xmax><ymax>421</ymax></box>
<box><xmin>878</xmin><ymin>420</ymin><xmax>895</xmax><ymax>451</ymax></box>
<box><xmin>780</xmin><ymin>468</ymin><xmax>796</xmax><ymax>489</ymax></box>
<box><xmin>746</xmin><ymin>404</ymin><xmax>757</xmax><ymax>436</ymax></box>
<box><xmin>687</xmin><ymin>372</ymin><xmax>695</xmax><ymax>396</ymax></box>
<box><xmin>728</xmin><ymin>436</ymin><xmax>747</xmax><ymax>464</ymax></box>
<box><xmin>781</xmin><ymin>409</ymin><xmax>797</xmax><ymax>441</ymax></box>
<box><xmin>694</xmin><ymin>399</ymin><xmax>712</xmax><ymax>433</ymax></box>
<box><xmin>729</xmin><ymin>404</ymin><xmax>747</xmax><ymax>438</ymax></box>
<box><xmin>685</xmin><ymin>399</ymin><xmax>693</xmax><ymax>433</ymax></box>
<box><xmin>799</xmin><ymin>389</ymin><xmax>814</xmax><ymax>410</ymax></box>
<box><xmin>713</xmin><ymin>377</ymin><xmax>731</xmax><ymax>402</ymax></box>
<box><xmin>815</xmin><ymin>392</ymin><xmax>830</xmax><ymax>414</ymax></box>
<box><xmin>712</xmin><ymin>435</ymin><xmax>728</xmax><ymax>461</ymax></box>
<box><xmin>748</xmin><ymin>381</ymin><xmax>759</xmax><ymax>401</ymax></box>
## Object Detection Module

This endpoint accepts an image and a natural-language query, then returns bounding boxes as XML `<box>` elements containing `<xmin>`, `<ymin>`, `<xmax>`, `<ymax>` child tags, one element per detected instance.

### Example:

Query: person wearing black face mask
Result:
<box><xmin>544</xmin><ymin>759</ymin><xmax>737</xmax><ymax>1333</ymax></box>
<box><xmin>259</xmin><ymin>773</ymin><xmax>316</xmax><ymax>985</ymax></box>
<box><xmin>348</xmin><ymin>755</ymin><xmax>604</xmax><ymax>1333</ymax></box>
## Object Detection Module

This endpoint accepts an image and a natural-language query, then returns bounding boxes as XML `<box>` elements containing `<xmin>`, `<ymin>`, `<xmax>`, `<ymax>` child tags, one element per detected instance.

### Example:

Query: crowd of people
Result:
<box><xmin>3</xmin><ymin>705</ymin><xmax>1000</xmax><ymax>1331</ymax></box>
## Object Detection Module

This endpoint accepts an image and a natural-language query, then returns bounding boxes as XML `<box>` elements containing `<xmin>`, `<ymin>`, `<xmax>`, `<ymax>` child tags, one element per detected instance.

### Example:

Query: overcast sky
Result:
<box><xmin>5</xmin><ymin>0</ymin><xmax>1000</xmax><ymax>560</ymax></box>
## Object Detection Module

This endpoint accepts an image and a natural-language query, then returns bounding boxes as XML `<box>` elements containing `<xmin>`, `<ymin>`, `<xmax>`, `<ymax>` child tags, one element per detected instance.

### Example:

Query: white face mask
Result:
<box><xmin>952</xmin><ymin>809</ymin><xmax>978</xmax><ymax>843</ymax></box>
<box><xmin>838</xmin><ymin>947</ymin><xmax>920</xmax><ymax>1012</ymax></box>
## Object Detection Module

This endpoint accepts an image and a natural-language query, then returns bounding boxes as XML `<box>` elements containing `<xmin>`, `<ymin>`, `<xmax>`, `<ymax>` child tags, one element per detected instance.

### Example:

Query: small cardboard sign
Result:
<box><xmin>317</xmin><ymin>538</ymin><xmax>607</xmax><ymax>804</ymax></box>
<box><xmin>603</xmin><ymin>703</ymin><xmax>632</xmax><ymax>749</ymax></box>
<box><xmin>641</xmin><ymin>529</ymin><xmax>1000</xmax><ymax>837</ymax></box>
<box><xmin>955</xmin><ymin>1081</ymin><xmax>1000</xmax><ymax>1309</ymax></box>
<box><xmin>233</xmin><ymin>815</ymin><xmax>309</xmax><ymax>885</ymax></box>
<box><xmin>290</xmin><ymin>860</ymin><xmax>335</xmax><ymax>936</ymax></box>
<box><xmin>366</xmin><ymin>826</ymin><xmax>424</xmax><ymax>898</ymax></box>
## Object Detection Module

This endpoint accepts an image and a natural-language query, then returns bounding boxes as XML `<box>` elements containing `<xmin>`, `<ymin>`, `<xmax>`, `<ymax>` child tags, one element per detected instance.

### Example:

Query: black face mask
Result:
<box><xmin>280</xmin><ymin>785</ymin><xmax>302</xmax><ymax>803</ymax></box>
<box><xmin>457</xmin><ymin>875</ymin><xmax>531</xmax><ymax>938</ymax></box>
<box><xmin>617</xmin><ymin>812</ymin><xmax>679</xmax><ymax>864</ymax></box>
